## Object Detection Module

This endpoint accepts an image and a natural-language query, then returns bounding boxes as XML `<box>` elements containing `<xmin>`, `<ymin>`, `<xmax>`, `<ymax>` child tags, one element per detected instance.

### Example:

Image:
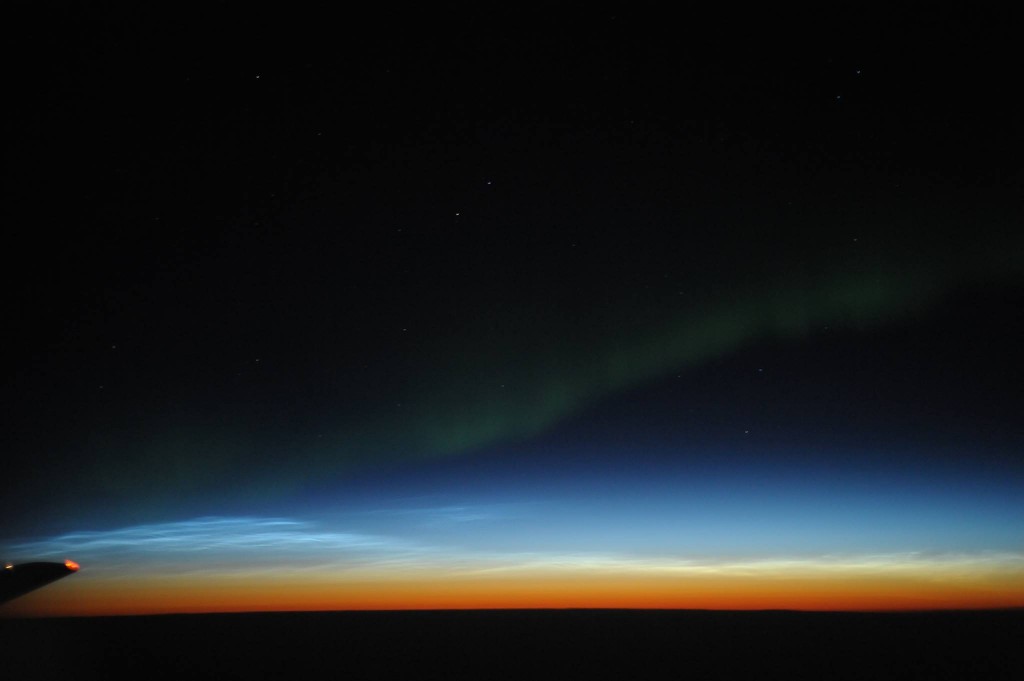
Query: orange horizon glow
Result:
<box><xmin>6</xmin><ymin>562</ymin><xmax>1024</xmax><ymax>618</ymax></box>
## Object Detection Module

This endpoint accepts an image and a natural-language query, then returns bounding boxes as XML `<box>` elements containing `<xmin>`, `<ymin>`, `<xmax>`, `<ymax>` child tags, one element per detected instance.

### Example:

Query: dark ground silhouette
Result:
<box><xmin>2</xmin><ymin>609</ymin><xmax>1022</xmax><ymax>680</ymax></box>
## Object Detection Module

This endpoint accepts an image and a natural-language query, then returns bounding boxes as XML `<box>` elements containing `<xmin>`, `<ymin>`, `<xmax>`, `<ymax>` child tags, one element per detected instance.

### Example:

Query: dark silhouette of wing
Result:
<box><xmin>0</xmin><ymin>560</ymin><xmax>79</xmax><ymax>605</ymax></box>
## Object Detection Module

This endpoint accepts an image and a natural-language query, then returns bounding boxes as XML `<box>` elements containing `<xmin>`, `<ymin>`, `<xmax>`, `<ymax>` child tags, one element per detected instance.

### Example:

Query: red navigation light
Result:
<box><xmin>64</xmin><ymin>559</ymin><xmax>80</xmax><ymax>571</ymax></box>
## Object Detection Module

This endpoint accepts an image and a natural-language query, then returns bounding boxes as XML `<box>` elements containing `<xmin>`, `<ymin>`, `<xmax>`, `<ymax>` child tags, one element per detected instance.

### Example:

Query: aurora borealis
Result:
<box><xmin>3</xmin><ymin>7</ymin><xmax>1022</xmax><ymax>617</ymax></box>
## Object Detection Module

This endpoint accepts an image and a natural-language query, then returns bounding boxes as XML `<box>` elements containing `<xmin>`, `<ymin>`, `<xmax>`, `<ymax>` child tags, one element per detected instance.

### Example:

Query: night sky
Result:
<box><xmin>3</xmin><ymin>6</ymin><xmax>1022</xmax><ymax>615</ymax></box>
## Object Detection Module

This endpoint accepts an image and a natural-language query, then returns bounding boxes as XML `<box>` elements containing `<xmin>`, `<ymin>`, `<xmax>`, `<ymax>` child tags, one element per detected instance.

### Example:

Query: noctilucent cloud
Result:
<box><xmin>6</xmin><ymin>442</ymin><xmax>1024</xmax><ymax>615</ymax></box>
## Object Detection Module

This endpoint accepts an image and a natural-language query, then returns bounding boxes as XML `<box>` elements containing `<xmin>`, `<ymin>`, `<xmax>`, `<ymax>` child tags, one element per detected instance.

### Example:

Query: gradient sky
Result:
<box><xmin>3</xmin><ymin>7</ymin><xmax>1022</xmax><ymax>616</ymax></box>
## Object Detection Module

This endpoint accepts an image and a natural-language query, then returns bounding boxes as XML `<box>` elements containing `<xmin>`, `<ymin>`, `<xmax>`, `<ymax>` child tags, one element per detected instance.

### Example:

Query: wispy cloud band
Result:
<box><xmin>5</xmin><ymin>516</ymin><xmax>1024</xmax><ymax>581</ymax></box>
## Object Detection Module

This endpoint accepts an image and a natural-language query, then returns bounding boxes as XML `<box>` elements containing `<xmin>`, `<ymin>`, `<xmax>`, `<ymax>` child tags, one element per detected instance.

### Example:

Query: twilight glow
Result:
<box><xmin>5</xmin><ymin>450</ymin><xmax>1023</xmax><ymax>616</ymax></box>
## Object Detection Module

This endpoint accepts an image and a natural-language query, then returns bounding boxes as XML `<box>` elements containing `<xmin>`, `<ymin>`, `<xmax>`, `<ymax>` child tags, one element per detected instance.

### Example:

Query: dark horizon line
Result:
<box><xmin>6</xmin><ymin>606</ymin><xmax>1023</xmax><ymax>621</ymax></box>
